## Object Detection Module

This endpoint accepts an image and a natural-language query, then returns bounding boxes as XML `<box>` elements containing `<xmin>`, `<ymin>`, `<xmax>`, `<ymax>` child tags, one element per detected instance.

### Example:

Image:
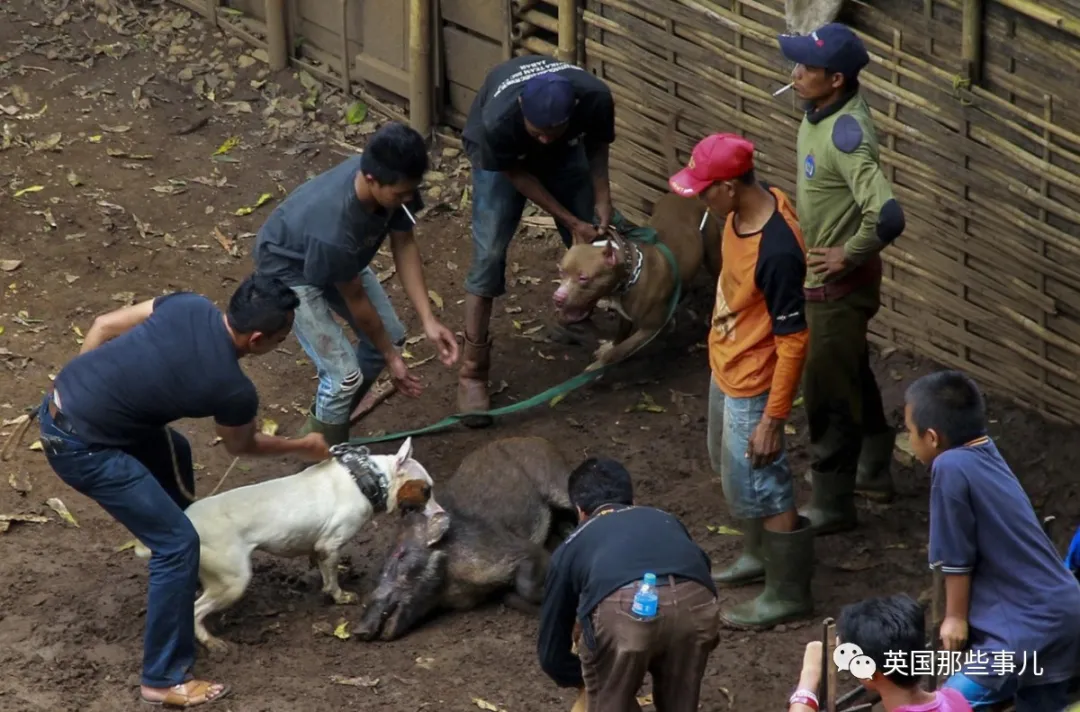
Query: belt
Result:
<box><xmin>48</xmin><ymin>390</ymin><xmax>62</xmax><ymax>420</ymax></box>
<box><xmin>804</xmin><ymin>254</ymin><xmax>882</xmax><ymax>302</ymax></box>
<box><xmin>620</xmin><ymin>574</ymin><xmax>683</xmax><ymax>590</ymax></box>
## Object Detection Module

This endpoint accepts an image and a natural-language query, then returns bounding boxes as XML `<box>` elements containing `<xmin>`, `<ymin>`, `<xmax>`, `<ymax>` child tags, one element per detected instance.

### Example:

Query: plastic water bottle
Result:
<box><xmin>631</xmin><ymin>572</ymin><xmax>659</xmax><ymax>619</ymax></box>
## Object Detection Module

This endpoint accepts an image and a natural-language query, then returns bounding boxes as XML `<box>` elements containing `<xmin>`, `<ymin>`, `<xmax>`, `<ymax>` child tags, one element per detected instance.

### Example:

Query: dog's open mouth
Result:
<box><xmin>556</xmin><ymin>304</ymin><xmax>594</xmax><ymax>325</ymax></box>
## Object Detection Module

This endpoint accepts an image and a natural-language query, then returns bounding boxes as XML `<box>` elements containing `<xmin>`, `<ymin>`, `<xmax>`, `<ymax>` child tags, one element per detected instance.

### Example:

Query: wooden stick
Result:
<box><xmin>929</xmin><ymin>561</ymin><xmax>944</xmax><ymax>692</ymax></box>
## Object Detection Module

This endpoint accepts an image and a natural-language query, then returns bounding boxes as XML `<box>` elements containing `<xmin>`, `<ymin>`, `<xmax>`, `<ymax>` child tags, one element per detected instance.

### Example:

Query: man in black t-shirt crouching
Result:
<box><xmin>38</xmin><ymin>274</ymin><xmax>330</xmax><ymax>708</ymax></box>
<box><xmin>458</xmin><ymin>55</ymin><xmax>618</xmax><ymax>426</ymax></box>
<box><xmin>537</xmin><ymin>458</ymin><xmax>721</xmax><ymax>712</ymax></box>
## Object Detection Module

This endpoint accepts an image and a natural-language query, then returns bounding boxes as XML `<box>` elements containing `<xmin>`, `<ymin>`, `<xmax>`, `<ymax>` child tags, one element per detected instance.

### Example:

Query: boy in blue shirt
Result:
<box><xmin>904</xmin><ymin>370</ymin><xmax>1080</xmax><ymax>711</ymax></box>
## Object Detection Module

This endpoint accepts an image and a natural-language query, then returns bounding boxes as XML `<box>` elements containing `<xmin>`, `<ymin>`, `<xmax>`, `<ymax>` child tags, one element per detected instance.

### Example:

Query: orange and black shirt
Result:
<box><xmin>708</xmin><ymin>185</ymin><xmax>809</xmax><ymax>420</ymax></box>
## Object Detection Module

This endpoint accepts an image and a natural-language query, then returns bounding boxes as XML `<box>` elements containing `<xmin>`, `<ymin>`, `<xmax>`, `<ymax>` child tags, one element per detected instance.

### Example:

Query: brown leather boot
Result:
<box><xmin>457</xmin><ymin>335</ymin><xmax>493</xmax><ymax>428</ymax></box>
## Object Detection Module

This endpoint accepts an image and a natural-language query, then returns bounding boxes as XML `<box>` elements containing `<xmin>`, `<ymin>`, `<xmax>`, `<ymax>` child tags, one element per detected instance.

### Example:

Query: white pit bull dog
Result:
<box><xmin>135</xmin><ymin>437</ymin><xmax>443</xmax><ymax>653</ymax></box>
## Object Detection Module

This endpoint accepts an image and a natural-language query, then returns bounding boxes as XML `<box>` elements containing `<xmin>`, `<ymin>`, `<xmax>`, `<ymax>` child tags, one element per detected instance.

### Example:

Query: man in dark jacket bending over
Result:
<box><xmin>537</xmin><ymin>457</ymin><xmax>721</xmax><ymax>712</ymax></box>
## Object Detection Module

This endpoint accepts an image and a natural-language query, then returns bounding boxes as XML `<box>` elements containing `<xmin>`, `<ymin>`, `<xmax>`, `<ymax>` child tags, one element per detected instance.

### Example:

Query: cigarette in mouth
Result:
<box><xmin>773</xmin><ymin>82</ymin><xmax>793</xmax><ymax>96</ymax></box>
<box><xmin>402</xmin><ymin>205</ymin><xmax>417</xmax><ymax>225</ymax></box>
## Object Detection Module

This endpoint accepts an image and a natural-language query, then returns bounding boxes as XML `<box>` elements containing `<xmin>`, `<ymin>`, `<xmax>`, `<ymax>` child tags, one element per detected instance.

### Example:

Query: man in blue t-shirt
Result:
<box><xmin>39</xmin><ymin>274</ymin><xmax>331</xmax><ymax>708</ymax></box>
<box><xmin>253</xmin><ymin>121</ymin><xmax>459</xmax><ymax>445</ymax></box>
<box><xmin>904</xmin><ymin>370</ymin><xmax>1080</xmax><ymax>712</ymax></box>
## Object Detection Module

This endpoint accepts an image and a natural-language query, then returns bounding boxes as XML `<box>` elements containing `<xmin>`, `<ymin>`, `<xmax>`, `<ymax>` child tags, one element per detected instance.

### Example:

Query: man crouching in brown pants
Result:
<box><xmin>537</xmin><ymin>457</ymin><xmax>721</xmax><ymax>712</ymax></box>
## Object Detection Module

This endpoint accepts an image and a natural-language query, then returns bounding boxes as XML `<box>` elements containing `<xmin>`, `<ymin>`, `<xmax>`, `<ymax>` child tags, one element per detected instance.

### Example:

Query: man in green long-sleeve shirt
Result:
<box><xmin>778</xmin><ymin>23</ymin><xmax>906</xmax><ymax>534</ymax></box>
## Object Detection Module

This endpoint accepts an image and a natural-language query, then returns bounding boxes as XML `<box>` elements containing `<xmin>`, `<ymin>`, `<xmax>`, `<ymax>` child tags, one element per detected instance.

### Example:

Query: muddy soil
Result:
<box><xmin>1</xmin><ymin>2</ymin><xmax>1078</xmax><ymax>711</ymax></box>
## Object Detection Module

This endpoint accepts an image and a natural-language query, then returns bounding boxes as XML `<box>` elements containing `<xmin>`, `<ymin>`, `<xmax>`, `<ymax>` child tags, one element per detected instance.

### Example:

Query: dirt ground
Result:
<box><xmin>2</xmin><ymin>2</ymin><xmax>1079</xmax><ymax>711</ymax></box>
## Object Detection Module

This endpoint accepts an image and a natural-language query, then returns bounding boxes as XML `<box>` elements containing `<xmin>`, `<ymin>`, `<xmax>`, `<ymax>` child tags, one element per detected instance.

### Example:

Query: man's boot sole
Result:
<box><xmin>855</xmin><ymin>487</ymin><xmax>895</xmax><ymax>503</ymax></box>
<box><xmin>712</xmin><ymin>569</ymin><xmax>765</xmax><ymax>587</ymax></box>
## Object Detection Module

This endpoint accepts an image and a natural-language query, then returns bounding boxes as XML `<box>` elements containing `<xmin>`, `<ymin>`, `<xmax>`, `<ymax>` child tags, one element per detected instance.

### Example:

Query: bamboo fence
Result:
<box><xmin>578</xmin><ymin>0</ymin><xmax>1080</xmax><ymax>425</ymax></box>
<box><xmin>512</xmin><ymin>0</ymin><xmax>562</xmax><ymax>58</ymax></box>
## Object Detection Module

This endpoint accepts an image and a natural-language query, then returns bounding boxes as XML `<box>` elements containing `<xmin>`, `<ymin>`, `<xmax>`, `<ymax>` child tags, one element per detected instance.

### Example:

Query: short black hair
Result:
<box><xmin>736</xmin><ymin>168</ymin><xmax>756</xmax><ymax>186</ymax></box>
<box><xmin>359</xmin><ymin>121</ymin><xmax>428</xmax><ymax>186</ymax></box>
<box><xmin>568</xmin><ymin>457</ymin><xmax>633</xmax><ymax>516</ymax></box>
<box><xmin>837</xmin><ymin>594</ymin><xmax>925</xmax><ymax>690</ymax></box>
<box><xmin>227</xmin><ymin>274</ymin><xmax>299</xmax><ymax>335</ymax></box>
<box><xmin>904</xmin><ymin>370</ymin><xmax>987</xmax><ymax>449</ymax></box>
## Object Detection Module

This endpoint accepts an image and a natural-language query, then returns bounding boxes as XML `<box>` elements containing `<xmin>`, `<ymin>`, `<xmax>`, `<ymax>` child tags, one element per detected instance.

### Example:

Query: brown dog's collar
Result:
<box><xmin>594</xmin><ymin>233</ymin><xmax>644</xmax><ymax>294</ymax></box>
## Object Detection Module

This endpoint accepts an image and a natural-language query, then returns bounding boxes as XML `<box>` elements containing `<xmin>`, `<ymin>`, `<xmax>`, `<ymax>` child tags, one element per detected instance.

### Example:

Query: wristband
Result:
<box><xmin>789</xmin><ymin>688</ymin><xmax>819</xmax><ymax>710</ymax></box>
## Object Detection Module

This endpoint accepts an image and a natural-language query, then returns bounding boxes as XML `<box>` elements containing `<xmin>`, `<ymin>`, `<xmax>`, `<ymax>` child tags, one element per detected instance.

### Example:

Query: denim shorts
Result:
<box><xmin>706</xmin><ymin>379</ymin><xmax>795</xmax><ymax>520</ymax></box>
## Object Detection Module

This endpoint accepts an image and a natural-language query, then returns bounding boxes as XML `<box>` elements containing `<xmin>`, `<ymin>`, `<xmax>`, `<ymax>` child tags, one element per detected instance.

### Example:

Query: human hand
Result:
<box><xmin>746</xmin><ymin>416</ymin><xmax>783</xmax><ymax>469</ymax></box>
<box><xmin>423</xmin><ymin>319</ymin><xmax>460</xmax><ymax>367</ymax></box>
<box><xmin>570</xmin><ymin>219</ymin><xmax>601</xmax><ymax>246</ymax></box>
<box><xmin>388</xmin><ymin>352</ymin><xmax>423</xmax><ymax>398</ymax></box>
<box><xmin>297</xmin><ymin>432</ymin><xmax>331</xmax><ymax>462</ymax></box>
<box><xmin>807</xmin><ymin>246</ymin><xmax>851</xmax><ymax>279</ymax></box>
<box><xmin>940</xmin><ymin>616</ymin><xmax>969</xmax><ymax>652</ymax></box>
<box><xmin>798</xmin><ymin>640</ymin><xmax>823</xmax><ymax>691</ymax></box>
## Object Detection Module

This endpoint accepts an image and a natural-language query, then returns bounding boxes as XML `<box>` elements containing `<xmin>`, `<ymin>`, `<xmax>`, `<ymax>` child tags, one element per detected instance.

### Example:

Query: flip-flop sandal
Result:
<box><xmin>142</xmin><ymin>680</ymin><xmax>231</xmax><ymax>708</ymax></box>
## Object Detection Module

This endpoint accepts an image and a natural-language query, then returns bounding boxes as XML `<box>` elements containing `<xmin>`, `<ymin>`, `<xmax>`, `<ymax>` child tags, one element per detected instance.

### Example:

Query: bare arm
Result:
<box><xmin>588</xmin><ymin>143</ymin><xmax>612</xmax><ymax>212</ymax></box>
<box><xmin>335</xmin><ymin>274</ymin><xmax>396</xmax><ymax>360</ymax></box>
<box><xmin>504</xmin><ymin>167</ymin><xmax>581</xmax><ymax>229</ymax></box>
<box><xmin>214</xmin><ymin>420</ymin><xmax>323</xmax><ymax>459</ymax></box>
<box><xmin>389</xmin><ymin>230</ymin><xmax>437</xmax><ymax>330</ymax></box>
<box><xmin>81</xmin><ymin>299</ymin><xmax>156</xmax><ymax>353</ymax></box>
<box><xmin>944</xmin><ymin>573</ymin><xmax>971</xmax><ymax>620</ymax></box>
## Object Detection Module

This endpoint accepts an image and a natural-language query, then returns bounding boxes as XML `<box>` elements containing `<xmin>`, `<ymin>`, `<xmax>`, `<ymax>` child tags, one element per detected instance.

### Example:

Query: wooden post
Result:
<box><xmin>961</xmin><ymin>0</ymin><xmax>983</xmax><ymax>83</ymax></box>
<box><xmin>340</xmin><ymin>0</ymin><xmax>352</xmax><ymax>94</ymax></box>
<box><xmin>557</xmin><ymin>0</ymin><xmax>577</xmax><ymax>63</ymax></box>
<box><xmin>264</xmin><ymin>0</ymin><xmax>287</xmax><ymax>71</ymax></box>
<box><xmin>409</xmin><ymin>0</ymin><xmax>433</xmax><ymax>138</ymax></box>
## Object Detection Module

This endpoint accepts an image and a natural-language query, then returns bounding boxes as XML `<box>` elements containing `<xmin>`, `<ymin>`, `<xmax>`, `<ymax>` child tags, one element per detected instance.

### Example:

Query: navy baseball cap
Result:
<box><xmin>778</xmin><ymin>23</ymin><xmax>869</xmax><ymax>77</ymax></box>
<box><xmin>520</xmin><ymin>74</ymin><xmax>575</xmax><ymax>129</ymax></box>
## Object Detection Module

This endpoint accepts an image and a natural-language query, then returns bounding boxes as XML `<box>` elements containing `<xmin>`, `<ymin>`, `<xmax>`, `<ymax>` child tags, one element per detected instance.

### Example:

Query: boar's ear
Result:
<box><xmin>394</xmin><ymin>437</ymin><xmax>414</xmax><ymax>471</ymax></box>
<box><xmin>425</xmin><ymin>512</ymin><xmax>451</xmax><ymax>547</ymax></box>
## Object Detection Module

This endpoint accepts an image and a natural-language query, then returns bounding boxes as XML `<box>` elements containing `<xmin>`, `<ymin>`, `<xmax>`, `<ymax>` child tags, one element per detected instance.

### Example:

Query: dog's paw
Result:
<box><xmin>332</xmin><ymin>589</ymin><xmax>359</xmax><ymax>605</ymax></box>
<box><xmin>592</xmin><ymin>340</ymin><xmax>614</xmax><ymax>363</ymax></box>
<box><xmin>202</xmin><ymin>637</ymin><xmax>231</xmax><ymax>657</ymax></box>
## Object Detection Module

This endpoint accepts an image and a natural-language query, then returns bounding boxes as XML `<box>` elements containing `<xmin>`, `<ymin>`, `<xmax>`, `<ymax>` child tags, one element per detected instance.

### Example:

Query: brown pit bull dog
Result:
<box><xmin>355</xmin><ymin>436</ymin><xmax>578</xmax><ymax>641</ymax></box>
<box><xmin>553</xmin><ymin>192</ymin><xmax>722</xmax><ymax>371</ymax></box>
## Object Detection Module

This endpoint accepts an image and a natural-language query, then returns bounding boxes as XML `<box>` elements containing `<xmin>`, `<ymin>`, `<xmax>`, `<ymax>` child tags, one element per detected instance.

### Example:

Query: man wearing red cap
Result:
<box><xmin>458</xmin><ymin>55</ymin><xmax>616</xmax><ymax>426</ymax></box>
<box><xmin>670</xmin><ymin>133</ymin><xmax>815</xmax><ymax>629</ymax></box>
<box><xmin>778</xmin><ymin>23</ymin><xmax>906</xmax><ymax>532</ymax></box>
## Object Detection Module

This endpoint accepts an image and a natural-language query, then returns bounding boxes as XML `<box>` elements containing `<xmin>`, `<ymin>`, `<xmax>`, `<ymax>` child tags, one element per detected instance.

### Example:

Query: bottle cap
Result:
<box><xmin>644</xmin><ymin>573</ymin><xmax>656</xmax><ymax>584</ymax></box>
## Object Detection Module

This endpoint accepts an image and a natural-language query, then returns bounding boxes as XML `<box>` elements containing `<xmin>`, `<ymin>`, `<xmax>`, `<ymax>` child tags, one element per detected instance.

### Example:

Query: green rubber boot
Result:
<box><xmin>855</xmin><ymin>430</ymin><xmax>897</xmax><ymax>503</ymax></box>
<box><xmin>799</xmin><ymin>469</ymin><xmax>858</xmax><ymax>535</ymax></box>
<box><xmin>711</xmin><ymin>519</ymin><xmax>765</xmax><ymax>586</ymax></box>
<box><xmin>720</xmin><ymin>517</ymin><xmax>814</xmax><ymax>630</ymax></box>
<box><xmin>297</xmin><ymin>410</ymin><xmax>351</xmax><ymax>447</ymax></box>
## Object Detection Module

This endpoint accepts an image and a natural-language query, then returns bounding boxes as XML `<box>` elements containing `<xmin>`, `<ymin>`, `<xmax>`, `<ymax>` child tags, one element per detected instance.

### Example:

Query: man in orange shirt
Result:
<box><xmin>670</xmin><ymin>134</ymin><xmax>815</xmax><ymax>629</ymax></box>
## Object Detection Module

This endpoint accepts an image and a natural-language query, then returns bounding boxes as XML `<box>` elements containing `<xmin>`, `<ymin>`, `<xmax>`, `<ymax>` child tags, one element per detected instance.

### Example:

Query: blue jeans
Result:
<box><xmin>466</xmin><ymin>146</ymin><xmax>596</xmax><ymax>298</ymax></box>
<box><xmin>707</xmin><ymin>380</ymin><xmax>795</xmax><ymax>519</ymax></box>
<box><xmin>945</xmin><ymin>672</ymin><xmax>1071</xmax><ymax>712</ymax></box>
<box><xmin>37</xmin><ymin>395</ymin><xmax>200</xmax><ymax>688</ymax></box>
<box><xmin>291</xmin><ymin>267</ymin><xmax>407</xmax><ymax>425</ymax></box>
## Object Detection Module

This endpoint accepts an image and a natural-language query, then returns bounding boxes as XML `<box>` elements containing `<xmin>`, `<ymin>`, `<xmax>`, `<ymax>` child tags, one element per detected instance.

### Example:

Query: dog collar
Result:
<box><xmin>618</xmin><ymin>241</ymin><xmax>644</xmax><ymax>294</ymax></box>
<box><xmin>329</xmin><ymin>443</ymin><xmax>390</xmax><ymax>512</ymax></box>
<box><xmin>591</xmin><ymin>236</ymin><xmax>643</xmax><ymax>294</ymax></box>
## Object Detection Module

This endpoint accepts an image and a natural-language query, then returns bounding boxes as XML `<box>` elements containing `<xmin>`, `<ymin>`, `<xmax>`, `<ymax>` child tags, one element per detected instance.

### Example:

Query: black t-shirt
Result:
<box><xmin>462</xmin><ymin>55</ymin><xmax>616</xmax><ymax>173</ymax></box>
<box><xmin>54</xmin><ymin>292</ymin><xmax>259</xmax><ymax>447</ymax></box>
<box><xmin>536</xmin><ymin>504</ymin><xmax>716</xmax><ymax>688</ymax></box>
<box><xmin>253</xmin><ymin>155</ymin><xmax>423</xmax><ymax>288</ymax></box>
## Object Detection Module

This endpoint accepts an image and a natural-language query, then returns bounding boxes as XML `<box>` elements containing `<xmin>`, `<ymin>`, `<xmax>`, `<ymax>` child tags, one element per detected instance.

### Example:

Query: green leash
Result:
<box><xmin>348</xmin><ymin>220</ymin><xmax>683</xmax><ymax>446</ymax></box>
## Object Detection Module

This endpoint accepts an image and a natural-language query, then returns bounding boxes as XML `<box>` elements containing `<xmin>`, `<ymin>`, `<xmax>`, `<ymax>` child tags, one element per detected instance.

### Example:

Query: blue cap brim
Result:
<box><xmin>778</xmin><ymin>34</ymin><xmax>819</xmax><ymax>65</ymax></box>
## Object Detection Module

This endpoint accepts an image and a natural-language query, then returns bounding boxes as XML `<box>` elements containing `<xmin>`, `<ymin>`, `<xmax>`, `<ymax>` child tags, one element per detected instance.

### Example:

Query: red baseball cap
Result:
<box><xmin>669</xmin><ymin>134</ymin><xmax>755</xmax><ymax>197</ymax></box>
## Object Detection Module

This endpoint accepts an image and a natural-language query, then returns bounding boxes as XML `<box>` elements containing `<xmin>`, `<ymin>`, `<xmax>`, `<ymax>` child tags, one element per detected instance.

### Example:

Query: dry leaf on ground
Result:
<box><xmin>706</xmin><ymin>524</ymin><xmax>743</xmax><ymax>536</ymax></box>
<box><xmin>46</xmin><ymin>497</ymin><xmax>79</xmax><ymax>527</ymax></box>
<box><xmin>330</xmin><ymin>675</ymin><xmax>379</xmax><ymax>688</ymax></box>
<box><xmin>626</xmin><ymin>393</ymin><xmax>665</xmax><ymax>414</ymax></box>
